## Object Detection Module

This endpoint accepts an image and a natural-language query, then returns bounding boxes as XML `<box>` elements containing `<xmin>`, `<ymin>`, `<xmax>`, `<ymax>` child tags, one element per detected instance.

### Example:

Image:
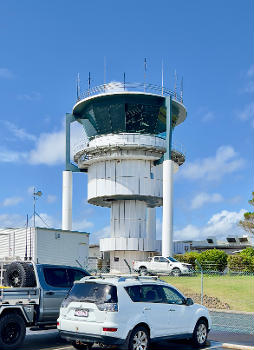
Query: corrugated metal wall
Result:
<box><xmin>0</xmin><ymin>228</ymin><xmax>89</xmax><ymax>268</ymax></box>
<box><xmin>0</xmin><ymin>228</ymin><xmax>35</xmax><ymax>260</ymax></box>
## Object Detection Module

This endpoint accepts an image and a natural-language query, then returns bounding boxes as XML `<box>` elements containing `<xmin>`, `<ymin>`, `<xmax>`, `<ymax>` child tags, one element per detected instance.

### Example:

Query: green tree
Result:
<box><xmin>239</xmin><ymin>192</ymin><xmax>254</xmax><ymax>235</ymax></box>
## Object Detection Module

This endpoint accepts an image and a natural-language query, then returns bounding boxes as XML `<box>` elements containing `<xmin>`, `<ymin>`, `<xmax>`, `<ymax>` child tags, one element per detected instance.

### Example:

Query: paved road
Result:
<box><xmin>18</xmin><ymin>329</ymin><xmax>249</xmax><ymax>350</ymax></box>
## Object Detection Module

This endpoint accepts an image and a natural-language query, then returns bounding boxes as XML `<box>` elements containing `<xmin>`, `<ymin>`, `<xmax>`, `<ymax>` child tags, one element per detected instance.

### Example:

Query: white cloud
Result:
<box><xmin>17</xmin><ymin>92</ymin><xmax>41</xmax><ymax>101</ymax></box>
<box><xmin>2</xmin><ymin>197</ymin><xmax>23</xmax><ymax>207</ymax></box>
<box><xmin>90</xmin><ymin>225</ymin><xmax>110</xmax><ymax>244</ymax></box>
<box><xmin>0</xmin><ymin>148</ymin><xmax>27</xmax><ymax>162</ymax></box>
<box><xmin>4</xmin><ymin>121</ymin><xmax>36</xmax><ymax>141</ymax></box>
<box><xmin>0</xmin><ymin>68</ymin><xmax>14</xmax><ymax>79</ymax></box>
<box><xmin>72</xmin><ymin>218</ymin><xmax>94</xmax><ymax>232</ymax></box>
<box><xmin>0</xmin><ymin>118</ymin><xmax>87</xmax><ymax>166</ymax></box>
<box><xmin>0</xmin><ymin>214</ymin><xmax>25</xmax><ymax>228</ymax></box>
<box><xmin>34</xmin><ymin>212</ymin><xmax>60</xmax><ymax>228</ymax></box>
<box><xmin>180</xmin><ymin>145</ymin><xmax>244</xmax><ymax>181</ymax></box>
<box><xmin>174</xmin><ymin>209</ymin><xmax>246</xmax><ymax>241</ymax></box>
<box><xmin>28</xmin><ymin>119</ymin><xmax>86</xmax><ymax>165</ymax></box>
<box><xmin>47</xmin><ymin>195</ymin><xmax>57</xmax><ymax>203</ymax></box>
<box><xmin>29</xmin><ymin>128</ymin><xmax>65</xmax><ymax>165</ymax></box>
<box><xmin>202</xmin><ymin>111</ymin><xmax>214</xmax><ymax>123</ymax></box>
<box><xmin>191</xmin><ymin>192</ymin><xmax>223</xmax><ymax>209</ymax></box>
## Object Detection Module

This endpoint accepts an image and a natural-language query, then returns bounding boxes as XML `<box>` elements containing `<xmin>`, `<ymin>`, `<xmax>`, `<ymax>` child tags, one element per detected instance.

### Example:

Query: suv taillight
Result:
<box><xmin>97</xmin><ymin>303</ymin><xmax>118</xmax><ymax>312</ymax></box>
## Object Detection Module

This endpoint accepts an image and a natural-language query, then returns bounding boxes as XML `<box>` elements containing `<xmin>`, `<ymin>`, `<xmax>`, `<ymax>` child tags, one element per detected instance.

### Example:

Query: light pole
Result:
<box><xmin>33</xmin><ymin>188</ymin><xmax>42</xmax><ymax>227</ymax></box>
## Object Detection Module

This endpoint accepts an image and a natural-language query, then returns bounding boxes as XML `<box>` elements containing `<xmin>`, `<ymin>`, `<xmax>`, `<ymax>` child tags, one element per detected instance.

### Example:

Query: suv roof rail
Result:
<box><xmin>117</xmin><ymin>275</ymin><xmax>161</xmax><ymax>282</ymax></box>
<box><xmin>79</xmin><ymin>275</ymin><xmax>164</xmax><ymax>283</ymax></box>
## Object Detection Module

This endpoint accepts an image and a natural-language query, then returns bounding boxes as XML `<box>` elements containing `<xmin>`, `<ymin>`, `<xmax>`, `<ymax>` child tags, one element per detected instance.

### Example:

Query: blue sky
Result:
<box><xmin>0</xmin><ymin>0</ymin><xmax>253</xmax><ymax>243</ymax></box>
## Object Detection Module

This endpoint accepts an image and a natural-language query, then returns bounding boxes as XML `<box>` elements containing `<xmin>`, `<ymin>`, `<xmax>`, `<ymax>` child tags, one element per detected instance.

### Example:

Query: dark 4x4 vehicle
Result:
<box><xmin>0</xmin><ymin>262</ymin><xmax>90</xmax><ymax>350</ymax></box>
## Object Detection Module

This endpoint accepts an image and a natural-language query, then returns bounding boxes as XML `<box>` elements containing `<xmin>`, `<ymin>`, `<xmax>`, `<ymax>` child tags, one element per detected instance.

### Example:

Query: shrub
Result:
<box><xmin>196</xmin><ymin>249</ymin><xmax>228</xmax><ymax>272</ymax></box>
<box><xmin>227</xmin><ymin>255</ymin><xmax>246</xmax><ymax>271</ymax></box>
<box><xmin>174</xmin><ymin>252</ymin><xmax>200</xmax><ymax>268</ymax></box>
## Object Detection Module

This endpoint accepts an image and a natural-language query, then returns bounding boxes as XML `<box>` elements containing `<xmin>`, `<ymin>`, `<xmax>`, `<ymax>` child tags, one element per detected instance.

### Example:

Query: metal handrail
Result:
<box><xmin>78</xmin><ymin>82</ymin><xmax>183</xmax><ymax>103</ymax></box>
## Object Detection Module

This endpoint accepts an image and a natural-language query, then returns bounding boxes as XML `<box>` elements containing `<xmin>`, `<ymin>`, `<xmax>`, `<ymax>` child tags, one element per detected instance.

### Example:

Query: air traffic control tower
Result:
<box><xmin>62</xmin><ymin>82</ymin><xmax>187</xmax><ymax>272</ymax></box>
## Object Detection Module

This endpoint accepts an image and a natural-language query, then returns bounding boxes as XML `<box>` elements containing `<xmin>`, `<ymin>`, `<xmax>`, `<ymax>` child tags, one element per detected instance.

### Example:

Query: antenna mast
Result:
<box><xmin>144</xmin><ymin>58</ymin><xmax>147</xmax><ymax>92</ymax></box>
<box><xmin>181</xmin><ymin>76</ymin><xmax>183</xmax><ymax>102</ymax></box>
<box><xmin>174</xmin><ymin>69</ymin><xmax>177</xmax><ymax>99</ymax></box>
<box><xmin>76</xmin><ymin>73</ymin><xmax>80</xmax><ymax>100</ymax></box>
<box><xmin>88</xmin><ymin>72</ymin><xmax>91</xmax><ymax>96</ymax></box>
<box><xmin>161</xmin><ymin>59</ymin><xmax>164</xmax><ymax>96</ymax></box>
<box><xmin>104</xmin><ymin>57</ymin><xmax>106</xmax><ymax>91</ymax></box>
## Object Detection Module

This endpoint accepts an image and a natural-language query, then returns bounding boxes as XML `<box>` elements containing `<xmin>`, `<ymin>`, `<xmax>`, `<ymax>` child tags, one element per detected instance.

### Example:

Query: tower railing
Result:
<box><xmin>78</xmin><ymin>82</ymin><xmax>183</xmax><ymax>103</ymax></box>
<box><xmin>73</xmin><ymin>137</ymin><xmax>185</xmax><ymax>161</ymax></box>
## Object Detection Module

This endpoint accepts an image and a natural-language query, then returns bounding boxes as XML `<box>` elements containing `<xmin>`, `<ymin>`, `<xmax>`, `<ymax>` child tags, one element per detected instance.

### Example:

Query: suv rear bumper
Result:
<box><xmin>59</xmin><ymin>330</ymin><xmax>126</xmax><ymax>345</ymax></box>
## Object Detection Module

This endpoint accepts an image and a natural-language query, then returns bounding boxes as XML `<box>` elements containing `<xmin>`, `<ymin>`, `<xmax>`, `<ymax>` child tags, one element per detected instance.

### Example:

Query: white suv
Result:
<box><xmin>58</xmin><ymin>276</ymin><xmax>211</xmax><ymax>350</ymax></box>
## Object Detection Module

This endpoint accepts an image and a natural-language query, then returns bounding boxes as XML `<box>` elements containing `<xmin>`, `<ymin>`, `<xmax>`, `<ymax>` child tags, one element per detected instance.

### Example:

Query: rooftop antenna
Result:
<box><xmin>104</xmin><ymin>57</ymin><xmax>106</xmax><ymax>92</ymax></box>
<box><xmin>32</xmin><ymin>188</ymin><xmax>49</xmax><ymax>228</ymax></box>
<box><xmin>161</xmin><ymin>59</ymin><xmax>164</xmax><ymax>96</ymax></box>
<box><xmin>174</xmin><ymin>69</ymin><xmax>177</xmax><ymax>99</ymax></box>
<box><xmin>123</xmin><ymin>72</ymin><xmax>126</xmax><ymax>91</ymax></box>
<box><xmin>181</xmin><ymin>76</ymin><xmax>183</xmax><ymax>102</ymax></box>
<box><xmin>25</xmin><ymin>214</ymin><xmax>28</xmax><ymax>261</ymax></box>
<box><xmin>29</xmin><ymin>227</ymin><xmax>32</xmax><ymax>260</ymax></box>
<box><xmin>76</xmin><ymin>73</ymin><xmax>80</xmax><ymax>101</ymax></box>
<box><xmin>144</xmin><ymin>58</ymin><xmax>147</xmax><ymax>92</ymax></box>
<box><xmin>88</xmin><ymin>72</ymin><xmax>91</xmax><ymax>96</ymax></box>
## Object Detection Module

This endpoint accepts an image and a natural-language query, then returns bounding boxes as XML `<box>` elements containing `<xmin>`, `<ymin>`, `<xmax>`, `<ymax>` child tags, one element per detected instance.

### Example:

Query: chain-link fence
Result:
<box><xmin>84</xmin><ymin>261</ymin><xmax>254</xmax><ymax>335</ymax></box>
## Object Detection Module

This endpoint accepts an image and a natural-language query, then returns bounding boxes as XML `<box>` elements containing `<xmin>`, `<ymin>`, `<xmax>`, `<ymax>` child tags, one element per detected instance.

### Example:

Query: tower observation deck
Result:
<box><xmin>63</xmin><ymin>82</ymin><xmax>187</xmax><ymax>273</ymax></box>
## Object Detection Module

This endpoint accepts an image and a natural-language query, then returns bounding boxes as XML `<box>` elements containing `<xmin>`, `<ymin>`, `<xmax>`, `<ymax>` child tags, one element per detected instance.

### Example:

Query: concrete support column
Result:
<box><xmin>162</xmin><ymin>159</ymin><xmax>174</xmax><ymax>257</ymax></box>
<box><xmin>146</xmin><ymin>207</ymin><xmax>156</xmax><ymax>241</ymax></box>
<box><xmin>62</xmin><ymin>170</ymin><xmax>72</xmax><ymax>230</ymax></box>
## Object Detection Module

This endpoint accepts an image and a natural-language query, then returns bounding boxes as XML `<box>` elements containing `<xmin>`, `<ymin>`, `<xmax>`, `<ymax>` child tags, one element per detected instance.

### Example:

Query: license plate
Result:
<box><xmin>74</xmin><ymin>309</ymin><xmax>89</xmax><ymax>317</ymax></box>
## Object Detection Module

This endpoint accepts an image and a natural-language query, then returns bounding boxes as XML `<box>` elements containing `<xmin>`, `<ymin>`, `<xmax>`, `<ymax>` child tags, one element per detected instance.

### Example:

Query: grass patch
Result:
<box><xmin>160</xmin><ymin>274</ymin><xmax>254</xmax><ymax>312</ymax></box>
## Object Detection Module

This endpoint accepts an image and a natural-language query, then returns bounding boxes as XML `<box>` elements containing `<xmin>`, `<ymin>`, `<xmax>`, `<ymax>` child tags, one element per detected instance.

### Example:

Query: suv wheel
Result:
<box><xmin>71</xmin><ymin>341</ymin><xmax>92</xmax><ymax>350</ymax></box>
<box><xmin>139</xmin><ymin>267</ymin><xmax>148</xmax><ymax>276</ymax></box>
<box><xmin>171</xmin><ymin>268</ymin><xmax>181</xmax><ymax>277</ymax></box>
<box><xmin>192</xmin><ymin>319</ymin><xmax>208</xmax><ymax>347</ymax></box>
<box><xmin>128</xmin><ymin>326</ymin><xmax>150</xmax><ymax>350</ymax></box>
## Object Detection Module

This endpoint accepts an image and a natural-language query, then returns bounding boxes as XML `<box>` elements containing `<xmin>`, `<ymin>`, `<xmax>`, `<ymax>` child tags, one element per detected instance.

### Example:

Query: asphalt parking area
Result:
<box><xmin>18</xmin><ymin>329</ymin><xmax>241</xmax><ymax>350</ymax></box>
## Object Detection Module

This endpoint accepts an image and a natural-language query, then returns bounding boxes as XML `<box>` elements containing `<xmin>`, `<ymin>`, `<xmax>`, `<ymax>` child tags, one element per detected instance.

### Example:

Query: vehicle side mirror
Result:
<box><xmin>185</xmin><ymin>297</ymin><xmax>194</xmax><ymax>306</ymax></box>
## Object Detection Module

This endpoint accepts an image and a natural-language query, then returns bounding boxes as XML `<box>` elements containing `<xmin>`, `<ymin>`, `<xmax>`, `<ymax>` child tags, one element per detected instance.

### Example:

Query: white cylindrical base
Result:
<box><xmin>146</xmin><ymin>207</ymin><xmax>156</xmax><ymax>241</ymax></box>
<box><xmin>62</xmin><ymin>170</ymin><xmax>72</xmax><ymax>231</ymax></box>
<box><xmin>111</xmin><ymin>200</ymin><xmax>146</xmax><ymax>238</ymax></box>
<box><xmin>162</xmin><ymin>159</ymin><xmax>174</xmax><ymax>257</ymax></box>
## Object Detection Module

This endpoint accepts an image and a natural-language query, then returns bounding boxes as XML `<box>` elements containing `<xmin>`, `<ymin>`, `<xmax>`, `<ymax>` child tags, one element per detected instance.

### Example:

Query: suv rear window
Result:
<box><xmin>66</xmin><ymin>282</ymin><xmax>118</xmax><ymax>304</ymax></box>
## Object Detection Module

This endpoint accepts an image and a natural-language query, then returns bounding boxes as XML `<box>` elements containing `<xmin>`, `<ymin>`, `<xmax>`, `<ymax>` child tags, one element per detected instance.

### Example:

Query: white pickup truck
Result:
<box><xmin>133</xmin><ymin>256</ymin><xmax>192</xmax><ymax>276</ymax></box>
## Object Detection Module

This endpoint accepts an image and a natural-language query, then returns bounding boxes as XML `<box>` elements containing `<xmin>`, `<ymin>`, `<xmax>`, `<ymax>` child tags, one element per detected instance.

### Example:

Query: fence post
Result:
<box><xmin>195</xmin><ymin>259</ymin><xmax>203</xmax><ymax>305</ymax></box>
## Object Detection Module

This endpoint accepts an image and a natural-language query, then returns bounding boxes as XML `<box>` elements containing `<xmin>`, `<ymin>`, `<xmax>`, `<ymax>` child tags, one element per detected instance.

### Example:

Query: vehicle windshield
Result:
<box><xmin>167</xmin><ymin>257</ymin><xmax>178</xmax><ymax>262</ymax></box>
<box><xmin>63</xmin><ymin>282</ymin><xmax>118</xmax><ymax>305</ymax></box>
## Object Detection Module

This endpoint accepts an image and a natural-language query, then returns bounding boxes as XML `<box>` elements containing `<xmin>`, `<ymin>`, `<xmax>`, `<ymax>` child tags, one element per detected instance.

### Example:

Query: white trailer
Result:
<box><xmin>0</xmin><ymin>227</ymin><xmax>89</xmax><ymax>268</ymax></box>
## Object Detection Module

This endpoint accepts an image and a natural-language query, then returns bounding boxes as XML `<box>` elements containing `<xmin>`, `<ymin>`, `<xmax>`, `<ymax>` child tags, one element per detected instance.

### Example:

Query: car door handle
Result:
<box><xmin>168</xmin><ymin>309</ymin><xmax>176</xmax><ymax>312</ymax></box>
<box><xmin>143</xmin><ymin>307</ymin><xmax>151</xmax><ymax>311</ymax></box>
<box><xmin>45</xmin><ymin>291</ymin><xmax>55</xmax><ymax>296</ymax></box>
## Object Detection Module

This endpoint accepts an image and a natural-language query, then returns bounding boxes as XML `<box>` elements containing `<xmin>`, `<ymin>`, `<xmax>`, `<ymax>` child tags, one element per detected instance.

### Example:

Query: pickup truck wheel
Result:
<box><xmin>171</xmin><ymin>268</ymin><xmax>181</xmax><ymax>277</ymax></box>
<box><xmin>5</xmin><ymin>262</ymin><xmax>36</xmax><ymax>287</ymax></box>
<box><xmin>71</xmin><ymin>341</ymin><xmax>92</xmax><ymax>350</ymax></box>
<box><xmin>0</xmin><ymin>313</ymin><xmax>26</xmax><ymax>350</ymax></box>
<box><xmin>128</xmin><ymin>325</ymin><xmax>150</xmax><ymax>350</ymax></box>
<box><xmin>192</xmin><ymin>319</ymin><xmax>208</xmax><ymax>347</ymax></box>
<box><xmin>139</xmin><ymin>267</ymin><xmax>148</xmax><ymax>276</ymax></box>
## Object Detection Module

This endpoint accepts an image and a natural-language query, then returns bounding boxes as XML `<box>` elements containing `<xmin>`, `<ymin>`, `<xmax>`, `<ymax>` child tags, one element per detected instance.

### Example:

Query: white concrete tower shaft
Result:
<box><xmin>146</xmin><ymin>207</ymin><xmax>156</xmax><ymax>241</ymax></box>
<box><xmin>162</xmin><ymin>159</ymin><xmax>174</xmax><ymax>257</ymax></box>
<box><xmin>62</xmin><ymin>170</ymin><xmax>72</xmax><ymax>230</ymax></box>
